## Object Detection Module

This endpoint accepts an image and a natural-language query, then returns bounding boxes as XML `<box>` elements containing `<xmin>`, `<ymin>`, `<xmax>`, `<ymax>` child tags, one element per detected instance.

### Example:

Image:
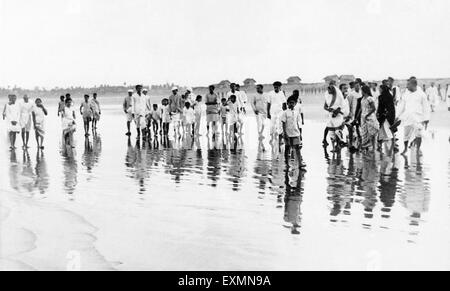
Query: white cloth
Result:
<box><xmin>227</xmin><ymin>102</ymin><xmax>239</xmax><ymax>125</ymax></box>
<box><xmin>347</xmin><ymin>90</ymin><xmax>362</xmax><ymax>120</ymax></box>
<box><xmin>161</xmin><ymin>105</ymin><xmax>171</xmax><ymax>123</ymax></box>
<box><xmin>5</xmin><ymin>103</ymin><xmax>21</xmax><ymax>132</ymax></box>
<box><xmin>62</xmin><ymin>107</ymin><xmax>76</xmax><ymax>130</ymax></box>
<box><xmin>183</xmin><ymin>108</ymin><xmax>195</xmax><ymax>124</ymax></box>
<box><xmin>281</xmin><ymin>108</ymin><xmax>301</xmax><ymax>137</ymax></box>
<box><xmin>19</xmin><ymin>100</ymin><xmax>34</xmax><ymax>130</ymax></box>
<box><xmin>325</xmin><ymin>86</ymin><xmax>345</xmax><ymax>128</ymax></box>
<box><xmin>426</xmin><ymin>86</ymin><xmax>439</xmax><ymax>106</ymax></box>
<box><xmin>267</xmin><ymin>90</ymin><xmax>287</xmax><ymax>115</ymax></box>
<box><xmin>33</xmin><ymin>106</ymin><xmax>46</xmax><ymax>126</ymax></box>
<box><xmin>253</xmin><ymin>93</ymin><xmax>268</xmax><ymax>115</ymax></box>
<box><xmin>447</xmin><ymin>88</ymin><xmax>450</xmax><ymax>107</ymax></box>
<box><xmin>132</xmin><ymin>94</ymin><xmax>147</xmax><ymax>116</ymax></box>
<box><xmin>397</xmin><ymin>89</ymin><xmax>430</xmax><ymax>127</ymax></box>
<box><xmin>236</xmin><ymin>91</ymin><xmax>248</xmax><ymax>108</ymax></box>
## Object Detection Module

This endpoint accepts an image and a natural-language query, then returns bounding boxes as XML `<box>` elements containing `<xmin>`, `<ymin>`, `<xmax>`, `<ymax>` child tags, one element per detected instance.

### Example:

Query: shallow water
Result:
<box><xmin>1</xmin><ymin>104</ymin><xmax>450</xmax><ymax>270</ymax></box>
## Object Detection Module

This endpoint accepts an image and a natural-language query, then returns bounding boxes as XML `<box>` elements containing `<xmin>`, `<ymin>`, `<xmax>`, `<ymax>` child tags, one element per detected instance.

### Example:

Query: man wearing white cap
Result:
<box><xmin>169</xmin><ymin>87</ymin><xmax>183</xmax><ymax>136</ymax></box>
<box><xmin>123</xmin><ymin>89</ymin><xmax>134</xmax><ymax>136</ymax></box>
<box><xmin>185</xmin><ymin>87</ymin><xmax>195</xmax><ymax>105</ymax></box>
<box><xmin>132</xmin><ymin>84</ymin><xmax>147</xmax><ymax>139</ymax></box>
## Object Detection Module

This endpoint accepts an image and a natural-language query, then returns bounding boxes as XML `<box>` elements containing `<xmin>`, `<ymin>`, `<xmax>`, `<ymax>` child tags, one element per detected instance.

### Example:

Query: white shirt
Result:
<box><xmin>132</xmin><ymin>94</ymin><xmax>147</xmax><ymax>116</ymax></box>
<box><xmin>236</xmin><ymin>91</ymin><xmax>248</xmax><ymax>108</ymax></box>
<box><xmin>183</xmin><ymin>107</ymin><xmax>195</xmax><ymax>124</ymax></box>
<box><xmin>426</xmin><ymin>86</ymin><xmax>439</xmax><ymax>104</ymax></box>
<box><xmin>5</xmin><ymin>103</ymin><xmax>20</xmax><ymax>123</ymax></box>
<box><xmin>267</xmin><ymin>90</ymin><xmax>287</xmax><ymax>115</ymax></box>
<box><xmin>397</xmin><ymin>88</ymin><xmax>430</xmax><ymax>126</ymax></box>
<box><xmin>253</xmin><ymin>93</ymin><xmax>268</xmax><ymax>115</ymax></box>
<box><xmin>281</xmin><ymin>108</ymin><xmax>301</xmax><ymax>137</ymax></box>
<box><xmin>19</xmin><ymin>100</ymin><xmax>34</xmax><ymax>118</ymax></box>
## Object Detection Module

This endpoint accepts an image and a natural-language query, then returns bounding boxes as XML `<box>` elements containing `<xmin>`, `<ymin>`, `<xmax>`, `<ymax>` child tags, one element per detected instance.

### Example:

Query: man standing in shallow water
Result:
<box><xmin>132</xmin><ymin>85</ymin><xmax>147</xmax><ymax>139</ymax></box>
<box><xmin>267</xmin><ymin>81</ymin><xmax>287</xmax><ymax>144</ymax></box>
<box><xmin>123</xmin><ymin>89</ymin><xmax>133</xmax><ymax>136</ymax></box>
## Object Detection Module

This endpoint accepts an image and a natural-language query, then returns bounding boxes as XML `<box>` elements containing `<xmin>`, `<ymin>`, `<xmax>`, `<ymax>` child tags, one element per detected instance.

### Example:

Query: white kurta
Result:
<box><xmin>267</xmin><ymin>90</ymin><xmax>287</xmax><ymax>135</ymax></box>
<box><xmin>5</xmin><ymin>103</ymin><xmax>21</xmax><ymax>132</ymax></box>
<box><xmin>397</xmin><ymin>89</ymin><xmax>430</xmax><ymax>127</ymax></box>
<box><xmin>19</xmin><ymin>100</ymin><xmax>34</xmax><ymax>130</ymax></box>
<box><xmin>324</xmin><ymin>87</ymin><xmax>345</xmax><ymax>128</ymax></box>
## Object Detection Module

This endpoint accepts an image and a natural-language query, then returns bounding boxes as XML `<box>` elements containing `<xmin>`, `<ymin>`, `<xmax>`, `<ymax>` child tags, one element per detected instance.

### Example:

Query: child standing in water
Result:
<box><xmin>227</xmin><ymin>95</ymin><xmax>239</xmax><ymax>138</ymax></box>
<box><xmin>183</xmin><ymin>102</ymin><xmax>195</xmax><ymax>136</ymax></box>
<box><xmin>151</xmin><ymin>104</ymin><xmax>162</xmax><ymax>136</ymax></box>
<box><xmin>193</xmin><ymin>95</ymin><xmax>203</xmax><ymax>136</ymax></box>
<box><xmin>80</xmin><ymin>94</ymin><xmax>94</xmax><ymax>137</ymax></box>
<box><xmin>281</xmin><ymin>96</ymin><xmax>306</xmax><ymax>170</ymax></box>
<box><xmin>3</xmin><ymin>95</ymin><xmax>21</xmax><ymax>150</ymax></box>
<box><xmin>220</xmin><ymin>98</ymin><xmax>229</xmax><ymax>136</ymax></box>
<box><xmin>57</xmin><ymin>95</ymin><xmax>65</xmax><ymax>118</ymax></box>
<box><xmin>32</xmin><ymin>98</ymin><xmax>48</xmax><ymax>149</ymax></box>
<box><xmin>161</xmin><ymin>98</ymin><xmax>171</xmax><ymax>136</ymax></box>
<box><xmin>63</xmin><ymin>97</ymin><xmax>77</xmax><ymax>147</ymax></box>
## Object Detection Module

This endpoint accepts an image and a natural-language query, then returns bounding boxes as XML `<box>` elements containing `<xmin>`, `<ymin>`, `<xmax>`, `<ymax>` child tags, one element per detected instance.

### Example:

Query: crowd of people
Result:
<box><xmin>2</xmin><ymin>77</ymin><xmax>449</xmax><ymax>168</ymax></box>
<box><xmin>322</xmin><ymin>77</ymin><xmax>442</xmax><ymax>157</ymax></box>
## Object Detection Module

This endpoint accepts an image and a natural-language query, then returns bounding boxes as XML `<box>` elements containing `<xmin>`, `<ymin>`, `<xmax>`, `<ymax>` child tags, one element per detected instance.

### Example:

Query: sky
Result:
<box><xmin>0</xmin><ymin>0</ymin><xmax>449</xmax><ymax>88</ymax></box>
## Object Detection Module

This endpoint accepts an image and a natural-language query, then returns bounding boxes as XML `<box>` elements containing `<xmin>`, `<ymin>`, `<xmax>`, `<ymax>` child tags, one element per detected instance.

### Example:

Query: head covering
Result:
<box><xmin>186</xmin><ymin>87</ymin><xmax>193</xmax><ymax>92</ymax></box>
<box><xmin>128</xmin><ymin>89</ymin><xmax>134</xmax><ymax>93</ymax></box>
<box><xmin>143</xmin><ymin>88</ymin><xmax>148</xmax><ymax>92</ymax></box>
<box><xmin>172</xmin><ymin>87</ymin><xmax>178</xmax><ymax>91</ymax></box>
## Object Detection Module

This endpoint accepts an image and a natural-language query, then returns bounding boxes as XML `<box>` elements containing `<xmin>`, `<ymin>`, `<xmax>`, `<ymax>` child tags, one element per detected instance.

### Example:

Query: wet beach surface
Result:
<box><xmin>1</xmin><ymin>103</ymin><xmax>450</xmax><ymax>270</ymax></box>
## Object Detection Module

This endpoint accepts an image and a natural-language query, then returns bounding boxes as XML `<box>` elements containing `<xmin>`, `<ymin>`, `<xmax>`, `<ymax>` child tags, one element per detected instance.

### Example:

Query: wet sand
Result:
<box><xmin>1</xmin><ymin>101</ymin><xmax>449</xmax><ymax>271</ymax></box>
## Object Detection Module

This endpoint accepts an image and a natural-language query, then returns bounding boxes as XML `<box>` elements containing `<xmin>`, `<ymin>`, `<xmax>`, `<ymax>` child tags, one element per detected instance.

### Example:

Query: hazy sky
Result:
<box><xmin>1</xmin><ymin>0</ymin><xmax>449</xmax><ymax>88</ymax></box>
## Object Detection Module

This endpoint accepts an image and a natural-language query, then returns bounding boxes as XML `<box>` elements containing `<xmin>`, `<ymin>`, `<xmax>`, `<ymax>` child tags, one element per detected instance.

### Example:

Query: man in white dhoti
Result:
<box><xmin>397</xmin><ymin>77</ymin><xmax>430</xmax><ymax>155</ymax></box>
<box><xmin>267</xmin><ymin>81</ymin><xmax>287</xmax><ymax>144</ymax></box>
<box><xmin>252</xmin><ymin>84</ymin><xmax>268</xmax><ymax>138</ymax></box>
<box><xmin>19</xmin><ymin>94</ymin><xmax>34</xmax><ymax>149</ymax></box>
<box><xmin>323</xmin><ymin>83</ymin><xmax>347</xmax><ymax>151</ymax></box>
<box><xmin>3</xmin><ymin>95</ymin><xmax>21</xmax><ymax>150</ymax></box>
<box><xmin>425</xmin><ymin>82</ymin><xmax>439</xmax><ymax>112</ymax></box>
<box><xmin>235</xmin><ymin>84</ymin><xmax>248</xmax><ymax>135</ymax></box>
<box><xmin>131</xmin><ymin>85</ymin><xmax>147</xmax><ymax>139</ymax></box>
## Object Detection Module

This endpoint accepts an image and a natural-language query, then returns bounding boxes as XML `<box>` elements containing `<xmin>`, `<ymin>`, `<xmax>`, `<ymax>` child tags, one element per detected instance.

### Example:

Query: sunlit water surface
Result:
<box><xmin>1</xmin><ymin>103</ymin><xmax>449</xmax><ymax>270</ymax></box>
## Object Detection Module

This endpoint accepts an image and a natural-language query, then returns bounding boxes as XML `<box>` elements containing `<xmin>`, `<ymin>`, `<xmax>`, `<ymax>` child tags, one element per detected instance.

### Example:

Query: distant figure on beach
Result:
<box><xmin>151</xmin><ymin>104</ymin><xmax>162</xmax><ymax>137</ymax></box>
<box><xmin>235</xmin><ymin>84</ymin><xmax>248</xmax><ymax>135</ymax></box>
<box><xmin>58</xmin><ymin>95</ymin><xmax>65</xmax><ymax>118</ymax></box>
<box><xmin>397</xmin><ymin>77</ymin><xmax>430</xmax><ymax>155</ymax></box>
<box><xmin>219</xmin><ymin>98</ymin><xmax>229</xmax><ymax>136</ymax></box>
<box><xmin>32</xmin><ymin>98</ymin><xmax>48</xmax><ymax>149</ymax></box>
<box><xmin>377</xmin><ymin>83</ymin><xmax>396</xmax><ymax>154</ymax></box>
<box><xmin>80</xmin><ymin>94</ymin><xmax>94</xmax><ymax>137</ymax></box>
<box><xmin>123</xmin><ymin>89</ymin><xmax>133</xmax><ymax>136</ymax></box>
<box><xmin>92</xmin><ymin>93</ymin><xmax>101</xmax><ymax>132</ymax></box>
<box><xmin>193</xmin><ymin>95</ymin><xmax>203</xmax><ymax>136</ymax></box>
<box><xmin>347</xmin><ymin>81</ymin><xmax>362</xmax><ymax>151</ymax></box>
<box><xmin>387</xmin><ymin>77</ymin><xmax>400</xmax><ymax>105</ymax></box>
<box><xmin>169</xmin><ymin>87</ymin><xmax>183</xmax><ymax>137</ymax></box>
<box><xmin>3</xmin><ymin>95</ymin><xmax>21</xmax><ymax>150</ymax></box>
<box><xmin>143</xmin><ymin>88</ymin><xmax>151</xmax><ymax>137</ymax></box>
<box><xmin>323</xmin><ymin>81</ymin><xmax>346</xmax><ymax>152</ymax></box>
<box><xmin>359</xmin><ymin>85</ymin><xmax>379</xmax><ymax>152</ymax></box>
<box><xmin>183</xmin><ymin>102</ymin><xmax>195</xmax><ymax>137</ymax></box>
<box><xmin>252</xmin><ymin>84</ymin><xmax>268</xmax><ymax>138</ymax></box>
<box><xmin>281</xmin><ymin>96</ymin><xmax>306</xmax><ymax>170</ymax></box>
<box><xmin>205</xmin><ymin>85</ymin><xmax>219</xmax><ymax>138</ymax></box>
<box><xmin>227</xmin><ymin>95</ymin><xmax>239</xmax><ymax>138</ymax></box>
<box><xmin>62</xmin><ymin>97</ymin><xmax>76</xmax><ymax>148</ymax></box>
<box><xmin>132</xmin><ymin>85</ymin><xmax>147</xmax><ymax>139</ymax></box>
<box><xmin>267</xmin><ymin>81</ymin><xmax>287</xmax><ymax>143</ymax></box>
<box><xmin>426</xmin><ymin>82</ymin><xmax>439</xmax><ymax>112</ymax></box>
<box><xmin>291</xmin><ymin>90</ymin><xmax>305</xmax><ymax>138</ymax></box>
<box><xmin>19</xmin><ymin>94</ymin><xmax>34</xmax><ymax>149</ymax></box>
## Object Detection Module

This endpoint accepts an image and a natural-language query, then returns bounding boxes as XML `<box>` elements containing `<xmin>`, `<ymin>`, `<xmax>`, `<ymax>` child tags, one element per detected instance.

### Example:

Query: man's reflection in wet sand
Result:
<box><xmin>226</xmin><ymin>149</ymin><xmax>246</xmax><ymax>192</ymax></box>
<box><xmin>34</xmin><ymin>149</ymin><xmax>49</xmax><ymax>196</ymax></box>
<box><xmin>378</xmin><ymin>154</ymin><xmax>400</xmax><ymax>219</ymax></box>
<box><xmin>360</xmin><ymin>154</ymin><xmax>379</xmax><ymax>221</ymax></box>
<box><xmin>400</xmin><ymin>152</ymin><xmax>431</xmax><ymax>230</ymax></box>
<box><xmin>61</xmin><ymin>146</ymin><xmax>78</xmax><ymax>199</ymax></box>
<box><xmin>326</xmin><ymin>152</ymin><xmax>351</xmax><ymax>219</ymax></box>
<box><xmin>21</xmin><ymin>150</ymin><xmax>34</xmax><ymax>193</ymax></box>
<box><xmin>253</xmin><ymin>140</ymin><xmax>271</xmax><ymax>196</ymax></box>
<box><xmin>284</xmin><ymin>167</ymin><xmax>305</xmax><ymax>235</ymax></box>
<box><xmin>9</xmin><ymin>150</ymin><xmax>20</xmax><ymax>192</ymax></box>
<box><xmin>206</xmin><ymin>138</ymin><xmax>222</xmax><ymax>188</ymax></box>
<box><xmin>82</xmin><ymin>136</ymin><xmax>102</xmax><ymax>174</ymax></box>
<box><xmin>125</xmin><ymin>138</ymin><xmax>147</xmax><ymax>196</ymax></box>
